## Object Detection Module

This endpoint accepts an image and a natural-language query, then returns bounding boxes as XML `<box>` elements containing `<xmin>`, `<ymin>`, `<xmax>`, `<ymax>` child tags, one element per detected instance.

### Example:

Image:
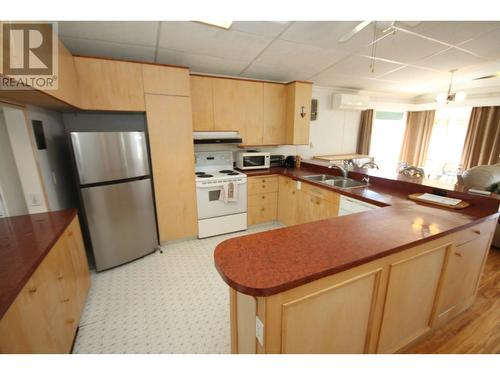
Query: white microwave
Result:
<box><xmin>235</xmin><ymin>152</ymin><xmax>270</xmax><ymax>170</ymax></box>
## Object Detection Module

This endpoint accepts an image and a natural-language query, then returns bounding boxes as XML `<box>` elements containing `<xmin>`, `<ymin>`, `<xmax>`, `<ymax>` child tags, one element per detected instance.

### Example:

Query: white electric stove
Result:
<box><xmin>195</xmin><ymin>151</ymin><xmax>247</xmax><ymax>238</ymax></box>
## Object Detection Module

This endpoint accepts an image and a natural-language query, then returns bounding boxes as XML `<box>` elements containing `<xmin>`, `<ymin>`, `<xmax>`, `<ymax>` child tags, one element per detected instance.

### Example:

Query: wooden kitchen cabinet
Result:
<box><xmin>191</xmin><ymin>75</ymin><xmax>215</xmax><ymax>131</ymax></box>
<box><xmin>145</xmin><ymin>94</ymin><xmax>198</xmax><ymax>242</ymax></box>
<box><xmin>248</xmin><ymin>176</ymin><xmax>278</xmax><ymax>225</ymax></box>
<box><xmin>434</xmin><ymin>222</ymin><xmax>494</xmax><ymax>326</ymax></box>
<box><xmin>263</xmin><ymin>83</ymin><xmax>287</xmax><ymax>145</ymax></box>
<box><xmin>142</xmin><ymin>64</ymin><xmax>190</xmax><ymax>96</ymax></box>
<box><xmin>74</xmin><ymin>56</ymin><xmax>145</xmax><ymax>111</ymax></box>
<box><xmin>212</xmin><ymin>78</ymin><xmax>240</xmax><ymax>131</ymax></box>
<box><xmin>285</xmin><ymin>82</ymin><xmax>313</xmax><ymax>145</ymax></box>
<box><xmin>0</xmin><ymin>216</ymin><xmax>90</xmax><ymax>354</ymax></box>
<box><xmin>277</xmin><ymin>176</ymin><xmax>301</xmax><ymax>226</ymax></box>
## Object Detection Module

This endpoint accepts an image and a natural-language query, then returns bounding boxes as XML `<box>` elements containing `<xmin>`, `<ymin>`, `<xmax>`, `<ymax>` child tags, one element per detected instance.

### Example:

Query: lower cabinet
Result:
<box><xmin>229</xmin><ymin>217</ymin><xmax>497</xmax><ymax>353</ymax></box>
<box><xmin>277</xmin><ymin>176</ymin><xmax>339</xmax><ymax>225</ymax></box>
<box><xmin>0</xmin><ymin>216</ymin><xmax>90</xmax><ymax>354</ymax></box>
<box><xmin>248</xmin><ymin>176</ymin><xmax>278</xmax><ymax>225</ymax></box>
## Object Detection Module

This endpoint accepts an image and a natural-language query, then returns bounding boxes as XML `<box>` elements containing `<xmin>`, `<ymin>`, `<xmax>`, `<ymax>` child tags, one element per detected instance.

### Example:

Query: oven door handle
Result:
<box><xmin>197</xmin><ymin>181</ymin><xmax>247</xmax><ymax>188</ymax></box>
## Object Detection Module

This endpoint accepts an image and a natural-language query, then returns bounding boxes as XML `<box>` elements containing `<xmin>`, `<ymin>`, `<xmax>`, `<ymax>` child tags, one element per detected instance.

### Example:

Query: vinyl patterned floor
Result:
<box><xmin>72</xmin><ymin>222</ymin><xmax>283</xmax><ymax>354</ymax></box>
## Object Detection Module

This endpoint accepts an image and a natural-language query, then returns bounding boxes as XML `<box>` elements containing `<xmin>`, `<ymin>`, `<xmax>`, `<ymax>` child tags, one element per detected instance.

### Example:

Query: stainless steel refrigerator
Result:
<box><xmin>70</xmin><ymin>131</ymin><xmax>158</xmax><ymax>271</ymax></box>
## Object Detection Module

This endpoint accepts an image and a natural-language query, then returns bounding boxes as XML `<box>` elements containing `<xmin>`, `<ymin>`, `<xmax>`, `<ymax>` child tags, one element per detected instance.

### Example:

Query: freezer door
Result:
<box><xmin>71</xmin><ymin>131</ymin><xmax>150</xmax><ymax>184</ymax></box>
<box><xmin>81</xmin><ymin>178</ymin><xmax>158</xmax><ymax>271</ymax></box>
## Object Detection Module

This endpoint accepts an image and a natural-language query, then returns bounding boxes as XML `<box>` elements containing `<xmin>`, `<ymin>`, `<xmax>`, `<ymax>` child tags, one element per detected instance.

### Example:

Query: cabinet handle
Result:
<box><xmin>62</xmin><ymin>298</ymin><xmax>70</xmax><ymax>303</ymax></box>
<box><xmin>28</xmin><ymin>287</ymin><xmax>37</xmax><ymax>293</ymax></box>
<box><xmin>454</xmin><ymin>252</ymin><xmax>463</xmax><ymax>257</ymax></box>
<box><xmin>473</xmin><ymin>229</ymin><xmax>481</xmax><ymax>235</ymax></box>
<box><xmin>67</xmin><ymin>231</ymin><xmax>73</xmax><ymax>237</ymax></box>
<box><xmin>261</xmin><ymin>208</ymin><xmax>265</xmax><ymax>212</ymax></box>
<box><xmin>261</xmin><ymin>196</ymin><xmax>265</xmax><ymax>200</ymax></box>
<box><xmin>67</xmin><ymin>319</ymin><xmax>75</xmax><ymax>324</ymax></box>
<box><xmin>57</xmin><ymin>274</ymin><xmax>64</xmax><ymax>280</ymax></box>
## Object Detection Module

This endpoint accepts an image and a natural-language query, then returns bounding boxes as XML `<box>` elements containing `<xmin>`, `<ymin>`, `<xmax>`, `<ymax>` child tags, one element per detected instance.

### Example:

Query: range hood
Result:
<box><xmin>193</xmin><ymin>131</ymin><xmax>242</xmax><ymax>144</ymax></box>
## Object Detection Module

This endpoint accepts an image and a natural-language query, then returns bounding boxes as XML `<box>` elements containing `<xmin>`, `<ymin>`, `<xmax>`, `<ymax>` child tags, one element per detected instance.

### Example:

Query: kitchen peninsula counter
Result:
<box><xmin>217</xmin><ymin>162</ymin><xmax>499</xmax><ymax>354</ymax></box>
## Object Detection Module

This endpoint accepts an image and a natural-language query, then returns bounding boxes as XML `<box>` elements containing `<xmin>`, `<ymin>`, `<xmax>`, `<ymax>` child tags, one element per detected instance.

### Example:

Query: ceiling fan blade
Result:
<box><xmin>474</xmin><ymin>73</ymin><xmax>500</xmax><ymax>80</ymax></box>
<box><xmin>338</xmin><ymin>21</ymin><xmax>372</xmax><ymax>43</ymax></box>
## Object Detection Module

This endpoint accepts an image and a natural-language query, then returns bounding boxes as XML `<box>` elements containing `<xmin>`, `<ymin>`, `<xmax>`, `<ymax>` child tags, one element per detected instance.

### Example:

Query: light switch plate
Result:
<box><xmin>255</xmin><ymin>316</ymin><xmax>264</xmax><ymax>346</ymax></box>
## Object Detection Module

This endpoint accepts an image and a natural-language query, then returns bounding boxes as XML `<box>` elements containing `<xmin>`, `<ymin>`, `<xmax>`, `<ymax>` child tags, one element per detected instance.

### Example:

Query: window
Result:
<box><xmin>369</xmin><ymin>111</ymin><xmax>406</xmax><ymax>171</ymax></box>
<box><xmin>425</xmin><ymin>107</ymin><xmax>471</xmax><ymax>178</ymax></box>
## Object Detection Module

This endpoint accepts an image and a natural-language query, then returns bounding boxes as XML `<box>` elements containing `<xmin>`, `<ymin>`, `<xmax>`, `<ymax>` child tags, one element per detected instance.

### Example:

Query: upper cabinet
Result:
<box><xmin>286</xmin><ymin>82</ymin><xmax>313</xmax><ymax>145</ymax></box>
<box><xmin>191</xmin><ymin>75</ymin><xmax>312</xmax><ymax>146</ymax></box>
<box><xmin>74</xmin><ymin>57</ymin><xmax>145</xmax><ymax>111</ymax></box>
<box><xmin>263</xmin><ymin>83</ymin><xmax>287</xmax><ymax>145</ymax></box>
<box><xmin>190</xmin><ymin>75</ymin><xmax>215</xmax><ymax>131</ymax></box>
<box><xmin>142</xmin><ymin>64</ymin><xmax>190</xmax><ymax>96</ymax></box>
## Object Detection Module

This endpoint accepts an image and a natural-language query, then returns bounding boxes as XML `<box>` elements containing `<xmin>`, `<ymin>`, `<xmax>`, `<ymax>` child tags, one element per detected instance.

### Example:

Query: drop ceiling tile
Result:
<box><xmin>58</xmin><ymin>21</ymin><xmax>159</xmax><ymax>47</ymax></box>
<box><xmin>459</xmin><ymin>29</ymin><xmax>500</xmax><ymax>60</ymax></box>
<box><xmin>252</xmin><ymin>39</ymin><xmax>349</xmax><ymax>75</ymax></box>
<box><xmin>312</xmin><ymin>55</ymin><xmax>404</xmax><ymax>81</ymax></box>
<box><xmin>358</xmin><ymin>30</ymin><xmax>448</xmax><ymax>64</ymax></box>
<box><xmin>402</xmin><ymin>21</ymin><xmax>500</xmax><ymax>46</ymax></box>
<box><xmin>417</xmin><ymin>47</ymin><xmax>486</xmax><ymax>72</ymax></box>
<box><xmin>230</xmin><ymin>21</ymin><xmax>290</xmax><ymax>38</ymax></box>
<box><xmin>158</xmin><ymin>21</ymin><xmax>271</xmax><ymax>61</ymax></box>
<box><xmin>279</xmin><ymin>21</ymin><xmax>376</xmax><ymax>53</ymax></box>
<box><xmin>156</xmin><ymin>49</ymin><xmax>248</xmax><ymax>76</ymax></box>
<box><xmin>377</xmin><ymin>66</ymin><xmax>450</xmax><ymax>93</ymax></box>
<box><xmin>240</xmin><ymin>63</ymin><xmax>310</xmax><ymax>82</ymax></box>
<box><xmin>61</xmin><ymin>36</ymin><xmax>156</xmax><ymax>62</ymax></box>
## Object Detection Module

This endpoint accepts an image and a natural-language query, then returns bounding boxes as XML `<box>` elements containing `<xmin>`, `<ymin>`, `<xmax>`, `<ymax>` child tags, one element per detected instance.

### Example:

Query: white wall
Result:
<box><xmin>3</xmin><ymin>106</ymin><xmax>48</xmax><ymax>214</ymax></box>
<box><xmin>297</xmin><ymin>87</ymin><xmax>361</xmax><ymax>159</ymax></box>
<box><xmin>27</xmin><ymin>106</ymin><xmax>77</xmax><ymax>211</ymax></box>
<box><xmin>0</xmin><ymin>110</ymin><xmax>28</xmax><ymax>217</ymax></box>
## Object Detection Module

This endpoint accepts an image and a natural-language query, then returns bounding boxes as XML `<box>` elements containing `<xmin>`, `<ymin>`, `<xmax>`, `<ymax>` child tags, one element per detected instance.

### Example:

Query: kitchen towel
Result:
<box><xmin>219</xmin><ymin>182</ymin><xmax>238</xmax><ymax>203</ymax></box>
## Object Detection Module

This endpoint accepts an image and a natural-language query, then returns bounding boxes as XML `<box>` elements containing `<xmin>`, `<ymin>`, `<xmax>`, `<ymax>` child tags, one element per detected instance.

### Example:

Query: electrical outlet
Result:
<box><xmin>29</xmin><ymin>193</ymin><xmax>42</xmax><ymax>207</ymax></box>
<box><xmin>296</xmin><ymin>180</ymin><xmax>302</xmax><ymax>190</ymax></box>
<box><xmin>255</xmin><ymin>316</ymin><xmax>264</xmax><ymax>346</ymax></box>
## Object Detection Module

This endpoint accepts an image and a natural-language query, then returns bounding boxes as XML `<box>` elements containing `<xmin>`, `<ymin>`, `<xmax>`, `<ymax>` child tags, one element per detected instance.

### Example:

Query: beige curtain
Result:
<box><xmin>399</xmin><ymin>110</ymin><xmax>435</xmax><ymax>167</ymax></box>
<box><xmin>461</xmin><ymin>106</ymin><xmax>500</xmax><ymax>170</ymax></box>
<box><xmin>356</xmin><ymin>109</ymin><xmax>374</xmax><ymax>155</ymax></box>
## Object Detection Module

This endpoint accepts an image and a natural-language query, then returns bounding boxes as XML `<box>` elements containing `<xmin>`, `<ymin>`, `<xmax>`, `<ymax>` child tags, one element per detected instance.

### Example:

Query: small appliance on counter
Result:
<box><xmin>235</xmin><ymin>151</ymin><xmax>270</xmax><ymax>170</ymax></box>
<box><xmin>270</xmin><ymin>155</ymin><xmax>285</xmax><ymax>168</ymax></box>
<box><xmin>284</xmin><ymin>155</ymin><xmax>296</xmax><ymax>168</ymax></box>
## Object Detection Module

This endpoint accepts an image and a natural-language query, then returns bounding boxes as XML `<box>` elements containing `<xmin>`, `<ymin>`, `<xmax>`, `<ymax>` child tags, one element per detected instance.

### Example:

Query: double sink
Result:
<box><xmin>302</xmin><ymin>174</ymin><xmax>369</xmax><ymax>189</ymax></box>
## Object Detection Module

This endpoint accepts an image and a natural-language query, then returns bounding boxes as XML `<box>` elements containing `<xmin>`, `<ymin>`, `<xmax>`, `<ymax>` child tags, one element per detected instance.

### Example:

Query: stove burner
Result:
<box><xmin>195</xmin><ymin>172</ymin><xmax>206</xmax><ymax>176</ymax></box>
<box><xmin>219</xmin><ymin>170</ymin><xmax>234</xmax><ymax>174</ymax></box>
<box><xmin>227</xmin><ymin>172</ymin><xmax>239</xmax><ymax>175</ymax></box>
<box><xmin>197</xmin><ymin>174</ymin><xmax>213</xmax><ymax>178</ymax></box>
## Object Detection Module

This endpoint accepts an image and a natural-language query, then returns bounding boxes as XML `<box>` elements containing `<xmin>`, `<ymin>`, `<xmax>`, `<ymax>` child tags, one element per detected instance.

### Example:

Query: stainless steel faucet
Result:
<box><xmin>328</xmin><ymin>160</ymin><xmax>349</xmax><ymax>178</ymax></box>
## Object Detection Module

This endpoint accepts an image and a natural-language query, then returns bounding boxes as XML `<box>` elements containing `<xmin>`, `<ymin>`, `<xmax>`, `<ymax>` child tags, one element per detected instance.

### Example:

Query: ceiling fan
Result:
<box><xmin>338</xmin><ymin>21</ymin><xmax>421</xmax><ymax>43</ymax></box>
<box><xmin>435</xmin><ymin>69</ymin><xmax>466</xmax><ymax>104</ymax></box>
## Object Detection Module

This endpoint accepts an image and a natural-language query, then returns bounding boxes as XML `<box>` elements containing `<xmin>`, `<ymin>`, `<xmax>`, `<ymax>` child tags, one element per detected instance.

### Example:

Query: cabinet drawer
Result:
<box><xmin>248</xmin><ymin>198</ymin><xmax>278</xmax><ymax>225</ymax></box>
<box><xmin>248</xmin><ymin>191</ymin><xmax>278</xmax><ymax>207</ymax></box>
<box><xmin>452</xmin><ymin>221</ymin><xmax>491</xmax><ymax>246</ymax></box>
<box><xmin>301</xmin><ymin>182</ymin><xmax>339</xmax><ymax>204</ymax></box>
<box><xmin>248</xmin><ymin>176</ymin><xmax>278</xmax><ymax>194</ymax></box>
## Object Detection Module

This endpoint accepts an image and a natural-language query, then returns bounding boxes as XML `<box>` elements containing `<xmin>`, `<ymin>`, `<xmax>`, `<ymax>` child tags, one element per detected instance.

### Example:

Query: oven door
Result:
<box><xmin>196</xmin><ymin>180</ymin><xmax>247</xmax><ymax>220</ymax></box>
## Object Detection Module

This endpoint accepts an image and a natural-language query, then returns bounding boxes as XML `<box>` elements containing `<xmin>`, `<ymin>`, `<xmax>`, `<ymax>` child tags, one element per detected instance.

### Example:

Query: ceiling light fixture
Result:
<box><xmin>435</xmin><ymin>69</ymin><xmax>466</xmax><ymax>105</ymax></box>
<box><xmin>197</xmin><ymin>21</ymin><xmax>233</xmax><ymax>30</ymax></box>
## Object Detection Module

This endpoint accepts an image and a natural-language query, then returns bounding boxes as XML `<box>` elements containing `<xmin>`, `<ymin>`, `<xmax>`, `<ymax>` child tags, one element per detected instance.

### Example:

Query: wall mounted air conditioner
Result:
<box><xmin>332</xmin><ymin>94</ymin><xmax>370</xmax><ymax>110</ymax></box>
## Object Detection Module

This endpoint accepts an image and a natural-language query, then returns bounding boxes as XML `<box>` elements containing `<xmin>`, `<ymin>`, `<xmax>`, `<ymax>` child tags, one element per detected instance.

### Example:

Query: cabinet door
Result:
<box><xmin>237</xmin><ymin>80</ymin><xmax>264</xmax><ymax>145</ymax></box>
<box><xmin>436</xmin><ymin>233</ymin><xmax>491</xmax><ymax>320</ymax></box>
<box><xmin>263</xmin><ymin>83</ymin><xmax>286</xmax><ymax>145</ymax></box>
<box><xmin>145</xmin><ymin>94</ymin><xmax>198</xmax><ymax>241</ymax></box>
<box><xmin>303</xmin><ymin>194</ymin><xmax>337</xmax><ymax>223</ymax></box>
<box><xmin>213</xmin><ymin>78</ymin><xmax>239</xmax><ymax>131</ymax></box>
<box><xmin>74</xmin><ymin>57</ymin><xmax>145</xmax><ymax>111</ymax></box>
<box><xmin>190</xmin><ymin>75</ymin><xmax>215</xmax><ymax>131</ymax></box>
<box><xmin>377</xmin><ymin>245</ymin><xmax>447</xmax><ymax>353</ymax></box>
<box><xmin>277</xmin><ymin>176</ymin><xmax>298</xmax><ymax>226</ymax></box>
<box><xmin>286</xmin><ymin>82</ymin><xmax>312</xmax><ymax>145</ymax></box>
<box><xmin>142</xmin><ymin>64</ymin><xmax>190</xmax><ymax>96</ymax></box>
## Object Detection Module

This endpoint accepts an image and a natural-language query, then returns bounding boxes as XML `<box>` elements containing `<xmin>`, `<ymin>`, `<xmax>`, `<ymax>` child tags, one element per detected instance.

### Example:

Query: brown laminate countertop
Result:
<box><xmin>0</xmin><ymin>209</ymin><xmax>78</xmax><ymax>319</ymax></box>
<box><xmin>215</xmin><ymin>163</ymin><xmax>500</xmax><ymax>297</ymax></box>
